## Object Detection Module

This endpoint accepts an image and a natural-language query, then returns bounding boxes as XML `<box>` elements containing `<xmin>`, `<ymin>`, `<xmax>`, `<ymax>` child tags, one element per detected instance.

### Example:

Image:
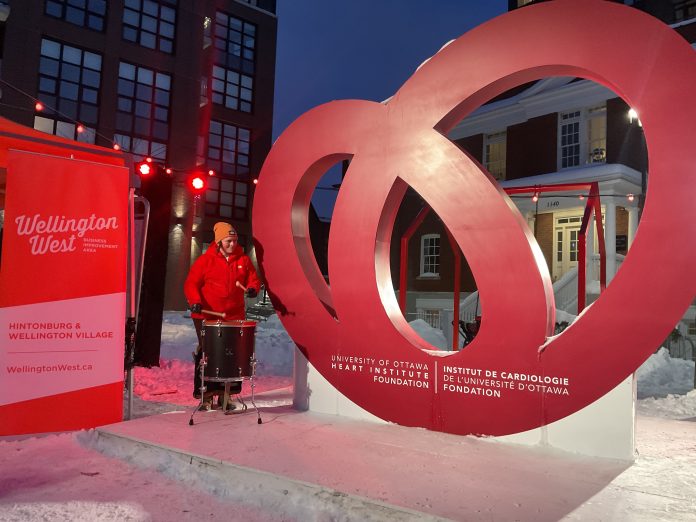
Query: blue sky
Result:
<box><xmin>272</xmin><ymin>0</ymin><xmax>508</xmax><ymax>218</ymax></box>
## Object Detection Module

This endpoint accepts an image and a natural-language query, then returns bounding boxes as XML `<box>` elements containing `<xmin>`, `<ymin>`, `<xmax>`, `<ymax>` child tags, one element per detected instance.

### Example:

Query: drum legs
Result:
<box><xmin>222</xmin><ymin>356</ymin><xmax>262</xmax><ymax>424</ymax></box>
<box><xmin>250</xmin><ymin>355</ymin><xmax>262</xmax><ymax>424</ymax></box>
<box><xmin>188</xmin><ymin>355</ymin><xmax>262</xmax><ymax>426</ymax></box>
<box><xmin>188</xmin><ymin>352</ymin><xmax>208</xmax><ymax>426</ymax></box>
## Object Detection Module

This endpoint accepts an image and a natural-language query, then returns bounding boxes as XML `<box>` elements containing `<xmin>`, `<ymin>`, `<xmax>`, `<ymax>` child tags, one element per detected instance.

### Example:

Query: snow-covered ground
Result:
<box><xmin>1</xmin><ymin>312</ymin><xmax>695</xmax><ymax>521</ymax></box>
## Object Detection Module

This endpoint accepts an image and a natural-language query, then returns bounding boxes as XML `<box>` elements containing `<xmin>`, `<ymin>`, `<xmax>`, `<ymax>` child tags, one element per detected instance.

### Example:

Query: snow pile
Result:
<box><xmin>254</xmin><ymin>314</ymin><xmax>295</xmax><ymax>376</ymax></box>
<box><xmin>409</xmin><ymin>319</ymin><xmax>448</xmax><ymax>350</ymax></box>
<box><xmin>133</xmin><ymin>359</ymin><xmax>193</xmax><ymax>404</ymax></box>
<box><xmin>637</xmin><ymin>389</ymin><xmax>696</xmax><ymax>420</ymax></box>
<box><xmin>636</xmin><ymin>347</ymin><xmax>695</xmax><ymax>399</ymax></box>
<box><xmin>159</xmin><ymin>312</ymin><xmax>198</xmax><ymax>361</ymax></box>
<box><xmin>554</xmin><ymin>309</ymin><xmax>576</xmax><ymax>326</ymax></box>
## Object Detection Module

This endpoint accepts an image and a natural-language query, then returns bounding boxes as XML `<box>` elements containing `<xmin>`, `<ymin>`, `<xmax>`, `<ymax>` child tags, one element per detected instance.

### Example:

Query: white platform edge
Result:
<box><xmin>81</xmin><ymin>429</ymin><xmax>447</xmax><ymax>522</ymax></box>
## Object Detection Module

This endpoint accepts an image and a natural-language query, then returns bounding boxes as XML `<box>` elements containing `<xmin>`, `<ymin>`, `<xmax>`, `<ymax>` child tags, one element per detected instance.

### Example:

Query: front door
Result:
<box><xmin>554</xmin><ymin>216</ymin><xmax>582</xmax><ymax>280</ymax></box>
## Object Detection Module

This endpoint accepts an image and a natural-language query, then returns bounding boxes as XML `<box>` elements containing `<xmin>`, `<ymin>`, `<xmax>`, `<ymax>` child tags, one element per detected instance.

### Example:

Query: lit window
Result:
<box><xmin>420</xmin><ymin>234</ymin><xmax>440</xmax><ymax>277</ymax></box>
<box><xmin>34</xmin><ymin>116</ymin><xmax>95</xmax><ymax>143</ymax></box>
<box><xmin>203</xmin><ymin>16</ymin><xmax>212</xmax><ymax>48</ymax></box>
<box><xmin>587</xmin><ymin>106</ymin><xmax>607</xmax><ymax>164</ymax></box>
<box><xmin>558</xmin><ymin>105</ymin><xmax>606</xmax><ymax>170</ymax></box>
<box><xmin>484</xmin><ymin>131</ymin><xmax>506</xmax><ymax>180</ymax></box>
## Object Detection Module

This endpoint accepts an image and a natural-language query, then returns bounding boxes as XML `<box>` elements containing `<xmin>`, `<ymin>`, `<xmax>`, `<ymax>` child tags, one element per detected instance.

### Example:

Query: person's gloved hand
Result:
<box><xmin>246</xmin><ymin>288</ymin><xmax>257</xmax><ymax>299</ymax></box>
<box><xmin>190</xmin><ymin>303</ymin><xmax>202</xmax><ymax>314</ymax></box>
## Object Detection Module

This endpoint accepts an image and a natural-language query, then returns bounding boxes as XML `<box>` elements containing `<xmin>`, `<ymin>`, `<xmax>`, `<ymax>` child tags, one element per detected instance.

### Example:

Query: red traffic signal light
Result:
<box><xmin>188</xmin><ymin>172</ymin><xmax>208</xmax><ymax>195</ymax></box>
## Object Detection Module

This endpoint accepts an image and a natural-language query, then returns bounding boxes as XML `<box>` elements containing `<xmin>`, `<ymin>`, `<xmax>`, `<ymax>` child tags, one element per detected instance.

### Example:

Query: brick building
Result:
<box><xmin>396</xmin><ymin>0</ymin><xmax>696</xmax><ymax>347</ymax></box>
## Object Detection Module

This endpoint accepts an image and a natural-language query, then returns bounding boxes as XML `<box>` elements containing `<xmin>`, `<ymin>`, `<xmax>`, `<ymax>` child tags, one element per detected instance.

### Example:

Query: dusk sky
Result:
<box><xmin>273</xmin><ymin>1</ymin><xmax>508</xmax><ymax>218</ymax></box>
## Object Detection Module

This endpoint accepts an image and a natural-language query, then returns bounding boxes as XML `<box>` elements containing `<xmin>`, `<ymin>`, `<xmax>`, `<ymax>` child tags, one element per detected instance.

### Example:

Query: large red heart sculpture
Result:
<box><xmin>253</xmin><ymin>0</ymin><xmax>696</xmax><ymax>436</ymax></box>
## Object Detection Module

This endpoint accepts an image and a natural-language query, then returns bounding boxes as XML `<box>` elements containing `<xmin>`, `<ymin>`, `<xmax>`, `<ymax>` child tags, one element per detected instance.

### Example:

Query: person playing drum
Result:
<box><xmin>184</xmin><ymin>221</ymin><xmax>261</xmax><ymax>409</ymax></box>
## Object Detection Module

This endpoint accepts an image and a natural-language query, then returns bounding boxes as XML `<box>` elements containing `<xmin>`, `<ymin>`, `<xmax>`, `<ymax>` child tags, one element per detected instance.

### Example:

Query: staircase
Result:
<box><xmin>457</xmin><ymin>254</ymin><xmax>626</xmax><ymax>320</ymax></box>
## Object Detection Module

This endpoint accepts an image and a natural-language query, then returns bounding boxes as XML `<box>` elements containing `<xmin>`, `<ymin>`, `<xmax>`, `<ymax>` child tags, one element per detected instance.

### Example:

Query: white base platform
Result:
<box><xmin>295</xmin><ymin>349</ymin><xmax>636</xmax><ymax>460</ymax></box>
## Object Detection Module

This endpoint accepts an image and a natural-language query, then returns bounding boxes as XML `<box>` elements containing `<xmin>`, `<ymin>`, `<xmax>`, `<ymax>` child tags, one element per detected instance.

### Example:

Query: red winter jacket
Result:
<box><xmin>184</xmin><ymin>243</ymin><xmax>261</xmax><ymax>321</ymax></box>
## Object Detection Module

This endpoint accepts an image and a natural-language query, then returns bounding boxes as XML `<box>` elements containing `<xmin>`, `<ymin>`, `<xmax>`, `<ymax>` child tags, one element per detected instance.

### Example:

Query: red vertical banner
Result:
<box><xmin>0</xmin><ymin>151</ymin><xmax>128</xmax><ymax>435</ymax></box>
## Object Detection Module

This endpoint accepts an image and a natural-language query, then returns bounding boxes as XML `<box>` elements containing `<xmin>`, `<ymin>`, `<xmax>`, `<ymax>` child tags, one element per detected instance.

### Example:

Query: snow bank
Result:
<box><xmin>409</xmin><ymin>319</ymin><xmax>448</xmax><ymax>350</ymax></box>
<box><xmin>254</xmin><ymin>314</ymin><xmax>295</xmax><ymax>376</ymax></box>
<box><xmin>637</xmin><ymin>389</ymin><xmax>696</xmax><ymax>420</ymax></box>
<box><xmin>636</xmin><ymin>347</ymin><xmax>695</xmax><ymax>399</ymax></box>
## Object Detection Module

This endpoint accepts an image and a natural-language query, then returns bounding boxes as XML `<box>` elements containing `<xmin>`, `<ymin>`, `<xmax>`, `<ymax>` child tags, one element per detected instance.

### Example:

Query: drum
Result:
<box><xmin>201</xmin><ymin>320</ymin><xmax>256</xmax><ymax>381</ymax></box>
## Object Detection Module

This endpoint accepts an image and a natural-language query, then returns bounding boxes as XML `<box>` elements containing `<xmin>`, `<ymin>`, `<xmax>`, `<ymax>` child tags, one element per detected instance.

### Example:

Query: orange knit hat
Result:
<box><xmin>213</xmin><ymin>222</ymin><xmax>237</xmax><ymax>244</ymax></box>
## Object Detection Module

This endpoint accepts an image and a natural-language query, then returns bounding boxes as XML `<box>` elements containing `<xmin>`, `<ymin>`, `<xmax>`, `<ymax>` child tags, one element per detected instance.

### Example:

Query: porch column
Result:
<box><xmin>627</xmin><ymin>206</ymin><xmax>639</xmax><ymax>250</ymax></box>
<box><xmin>586</xmin><ymin>211</ymin><xmax>595</xmax><ymax>283</ymax></box>
<box><xmin>605</xmin><ymin>200</ymin><xmax>617</xmax><ymax>283</ymax></box>
<box><xmin>526</xmin><ymin>212</ymin><xmax>536</xmax><ymax>235</ymax></box>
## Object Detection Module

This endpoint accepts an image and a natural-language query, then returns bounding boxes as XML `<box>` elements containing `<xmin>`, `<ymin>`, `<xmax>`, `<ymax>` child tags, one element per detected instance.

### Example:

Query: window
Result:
<box><xmin>558</xmin><ymin>105</ymin><xmax>606</xmax><ymax>170</ymax></box>
<box><xmin>674</xmin><ymin>0</ymin><xmax>696</xmax><ymax>22</ymax></box>
<box><xmin>212</xmin><ymin>66</ymin><xmax>253</xmax><ymax>112</ymax></box>
<box><xmin>36</xmin><ymin>39</ymin><xmax>102</xmax><ymax>135</ymax></box>
<box><xmin>203</xmin><ymin>16</ymin><xmax>212</xmax><ymax>48</ymax></box>
<box><xmin>484</xmin><ymin>131</ymin><xmax>506</xmax><ymax>180</ymax></box>
<box><xmin>205</xmin><ymin>120</ymin><xmax>252</xmax><ymax>219</ymax></box>
<box><xmin>210</xmin><ymin>11</ymin><xmax>256</xmax><ymax>113</ymax></box>
<box><xmin>207</xmin><ymin>120</ymin><xmax>251</xmax><ymax>177</ymax></box>
<box><xmin>34</xmin><ymin>116</ymin><xmax>95</xmax><ymax>143</ymax></box>
<box><xmin>214</xmin><ymin>11</ymin><xmax>256</xmax><ymax>75</ymax></box>
<box><xmin>114</xmin><ymin>134</ymin><xmax>167</xmax><ymax>161</ymax></box>
<box><xmin>115</xmin><ymin>62</ymin><xmax>171</xmax><ymax>149</ymax></box>
<box><xmin>420</xmin><ymin>234</ymin><xmax>440</xmax><ymax>277</ymax></box>
<box><xmin>122</xmin><ymin>0</ymin><xmax>177</xmax><ymax>53</ymax></box>
<box><xmin>587</xmin><ymin>106</ymin><xmax>607</xmax><ymax>163</ymax></box>
<box><xmin>205</xmin><ymin>176</ymin><xmax>249</xmax><ymax>220</ymax></box>
<box><xmin>45</xmin><ymin>0</ymin><xmax>106</xmax><ymax>31</ymax></box>
<box><xmin>237</xmin><ymin>0</ymin><xmax>277</xmax><ymax>14</ymax></box>
<box><xmin>559</xmin><ymin>110</ymin><xmax>580</xmax><ymax>168</ymax></box>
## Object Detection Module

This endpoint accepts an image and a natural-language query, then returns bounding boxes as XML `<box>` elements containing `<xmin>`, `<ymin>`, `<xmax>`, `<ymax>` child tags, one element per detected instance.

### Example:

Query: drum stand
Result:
<box><xmin>188</xmin><ymin>353</ymin><xmax>263</xmax><ymax>426</ymax></box>
<box><xmin>189</xmin><ymin>350</ymin><xmax>210</xmax><ymax>426</ymax></box>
